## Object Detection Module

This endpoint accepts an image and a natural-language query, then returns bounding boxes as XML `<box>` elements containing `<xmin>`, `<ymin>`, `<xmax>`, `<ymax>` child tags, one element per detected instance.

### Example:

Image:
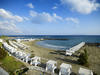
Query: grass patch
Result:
<box><xmin>0</xmin><ymin>41</ymin><xmax>26</xmax><ymax>75</ymax></box>
<box><xmin>0</xmin><ymin>53</ymin><xmax>25</xmax><ymax>75</ymax></box>
<box><xmin>0</xmin><ymin>42</ymin><xmax>2</xmax><ymax>47</ymax></box>
<box><xmin>0</xmin><ymin>35</ymin><xmax>8</xmax><ymax>40</ymax></box>
<box><xmin>78</xmin><ymin>45</ymin><xmax>100</xmax><ymax>75</ymax></box>
<box><xmin>0</xmin><ymin>47</ymin><xmax>7</xmax><ymax>59</ymax></box>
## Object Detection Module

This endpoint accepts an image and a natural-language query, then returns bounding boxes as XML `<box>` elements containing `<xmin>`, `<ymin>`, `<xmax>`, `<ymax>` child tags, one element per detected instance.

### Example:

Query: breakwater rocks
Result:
<box><xmin>40</xmin><ymin>38</ymin><xmax>68</xmax><ymax>41</ymax></box>
<box><xmin>86</xmin><ymin>43</ymin><xmax>100</xmax><ymax>46</ymax></box>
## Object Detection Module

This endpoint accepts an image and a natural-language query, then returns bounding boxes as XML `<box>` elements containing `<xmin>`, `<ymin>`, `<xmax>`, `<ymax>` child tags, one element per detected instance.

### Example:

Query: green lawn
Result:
<box><xmin>0</xmin><ymin>52</ymin><xmax>25</xmax><ymax>75</ymax></box>
<box><xmin>0</xmin><ymin>35</ymin><xmax>8</xmax><ymax>39</ymax></box>
<box><xmin>0</xmin><ymin>40</ymin><xmax>26</xmax><ymax>75</ymax></box>
<box><xmin>0</xmin><ymin>42</ymin><xmax>2</xmax><ymax>47</ymax></box>
<box><xmin>0</xmin><ymin>41</ymin><xmax>26</xmax><ymax>75</ymax></box>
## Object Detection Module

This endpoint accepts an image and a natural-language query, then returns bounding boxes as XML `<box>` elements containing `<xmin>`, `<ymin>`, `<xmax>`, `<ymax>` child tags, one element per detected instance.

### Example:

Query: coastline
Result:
<box><xmin>1</xmin><ymin>36</ymin><xmax>100</xmax><ymax>74</ymax></box>
<box><xmin>22</xmin><ymin>40</ymin><xmax>100</xmax><ymax>74</ymax></box>
<box><xmin>22</xmin><ymin>40</ymin><xmax>84</xmax><ymax>73</ymax></box>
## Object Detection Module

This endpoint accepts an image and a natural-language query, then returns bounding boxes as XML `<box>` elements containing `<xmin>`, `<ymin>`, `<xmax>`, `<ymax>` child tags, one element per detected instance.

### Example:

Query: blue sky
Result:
<box><xmin>0</xmin><ymin>0</ymin><xmax>100</xmax><ymax>35</ymax></box>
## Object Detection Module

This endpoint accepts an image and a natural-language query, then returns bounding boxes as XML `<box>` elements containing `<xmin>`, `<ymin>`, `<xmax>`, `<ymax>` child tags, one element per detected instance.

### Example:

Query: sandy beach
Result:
<box><xmin>22</xmin><ymin>40</ymin><xmax>88</xmax><ymax>74</ymax></box>
<box><xmin>22</xmin><ymin>40</ymin><xmax>100</xmax><ymax>74</ymax></box>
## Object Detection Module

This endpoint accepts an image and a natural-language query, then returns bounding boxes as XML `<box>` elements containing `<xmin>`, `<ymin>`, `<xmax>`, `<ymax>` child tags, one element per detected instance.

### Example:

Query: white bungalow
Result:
<box><xmin>15</xmin><ymin>51</ymin><xmax>23</xmax><ymax>58</ymax></box>
<box><xmin>8</xmin><ymin>47</ymin><xmax>17</xmax><ymax>53</ymax></box>
<box><xmin>24</xmin><ymin>53</ymin><xmax>31</xmax><ymax>63</ymax></box>
<box><xmin>59</xmin><ymin>63</ymin><xmax>72</xmax><ymax>75</ymax></box>
<box><xmin>78</xmin><ymin>67</ymin><xmax>93</xmax><ymax>75</ymax></box>
<box><xmin>3</xmin><ymin>42</ymin><xmax>17</xmax><ymax>53</ymax></box>
<box><xmin>24</xmin><ymin>56</ymin><xmax>29</xmax><ymax>63</ymax></box>
<box><xmin>21</xmin><ymin>52</ymin><xmax>27</xmax><ymax>59</ymax></box>
<box><xmin>12</xmin><ymin>41</ymin><xmax>27</xmax><ymax>49</ymax></box>
<box><xmin>46</xmin><ymin>60</ymin><xmax>57</xmax><ymax>73</ymax></box>
<box><xmin>0</xmin><ymin>39</ymin><xmax>3</xmax><ymax>43</ymax></box>
<box><xmin>66</xmin><ymin>50</ymin><xmax>72</xmax><ymax>56</ymax></box>
<box><xmin>3</xmin><ymin>41</ymin><xmax>30</xmax><ymax>64</ymax></box>
<box><xmin>30</xmin><ymin>56</ymin><xmax>41</xmax><ymax>66</ymax></box>
<box><xmin>16</xmin><ymin>39</ymin><xmax>21</xmax><ymax>43</ymax></box>
<box><xmin>12</xmin><ymin>41</ymin><xmax>24</xmax><ymax>49</ymax></box>
<box><xmin>15</xmin><ymin>51</ymin><xmax>30</xmax><ymax>63</ymax></box>
<box><xmin>9</xmin><ymin>40</ymin><xmax>18</xmax><ymax>48</ymax></box>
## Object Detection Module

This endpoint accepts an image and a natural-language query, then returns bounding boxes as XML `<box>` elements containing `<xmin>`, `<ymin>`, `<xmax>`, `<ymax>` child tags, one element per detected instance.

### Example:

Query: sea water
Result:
<box><xmin>8</xmin><ymin>35</ymin><xmax>100</xmax><ymax>50</ymax></box>
<box><xmin>36</xmin><ymin>35</ymin><xmax>100</xmax><ymax>50</ymax></box>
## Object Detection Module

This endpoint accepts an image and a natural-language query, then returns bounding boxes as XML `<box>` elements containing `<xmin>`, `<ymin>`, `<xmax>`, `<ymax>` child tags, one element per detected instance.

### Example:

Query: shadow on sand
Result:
<box><xmin>49</xmin><ymin>50</ymin><xmax>79</xmax><ymax>58</ymax></box>
<box><xmin>49</xmin><ymin>50</ymin><xmax>66</xmax><ymax>56</ymax></box>
<box><xmin>55</xmin><ymin>57</ymin><xmax>79</xmax><ymax>65</ymax></box>
<box><xmin>39</xmin><ymin>62</ymin><xmax>46</xmax><ymax>69</ymax></box>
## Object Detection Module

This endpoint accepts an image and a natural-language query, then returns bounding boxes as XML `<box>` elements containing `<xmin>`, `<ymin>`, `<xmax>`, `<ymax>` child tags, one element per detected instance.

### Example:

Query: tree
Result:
<box><xmin>78</xmin><ymin>49</ymin><xmax>88</xmax><ymax>66</ymax></box>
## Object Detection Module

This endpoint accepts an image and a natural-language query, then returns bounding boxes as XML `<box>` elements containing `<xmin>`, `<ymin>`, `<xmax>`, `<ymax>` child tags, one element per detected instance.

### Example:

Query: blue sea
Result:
<box><xmin>7</xmin><ymin>35</ymin><xmax>100</xmax><ymax>50</ymax></box>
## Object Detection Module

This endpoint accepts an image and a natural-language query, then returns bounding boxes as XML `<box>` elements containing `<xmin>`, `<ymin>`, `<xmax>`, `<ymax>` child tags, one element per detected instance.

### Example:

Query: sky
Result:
<box><xmin>0</xmin><ymin>0</ymin><xmax>100</xmax><ymax>35</ymax></box>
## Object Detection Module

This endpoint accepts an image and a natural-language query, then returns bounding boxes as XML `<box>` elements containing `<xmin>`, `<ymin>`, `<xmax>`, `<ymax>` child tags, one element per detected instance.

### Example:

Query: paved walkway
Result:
<box><xmin>0</xmin><ymin>67</ymin><xmax>9</xmax><ymax>75</ymax></box>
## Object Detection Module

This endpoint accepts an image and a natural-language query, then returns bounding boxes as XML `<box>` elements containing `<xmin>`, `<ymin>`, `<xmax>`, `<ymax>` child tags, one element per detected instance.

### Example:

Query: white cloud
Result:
<box><xmin>53</xmin><ymin>13</ymin><xmax>63</xmax><ymax>21</ymax></box>
<box><xmin>14</xmin><ymin>16</ymin><xmax>23</xmax><ymax>22</ymax></box>
<box><xmin>61</xmin><ymin>0</ymin><xmax>100</xmax><ymax>14</ymax></box>
<box><xmin>23</xmin><ymin>17</ymin><xmax>29</xmax><ymax>20</ymax></box>
<box><xmin>65</xmin><ymin>17</ymin><xmax>79</xmax><ymax>24</ymax></box>
<box><xmin>0</xmin><ymin>9</ymin><xmax>23</xmax><ymax>22</ymax></box>
<box><xmin>0</xmin><ymin>21</ymin><xmax>22</xmax><ymax>34</ymax></box>
<box><xmin>30</xmin><ymin>10</ymin><xmax>80</xmax><ymax>24</ymax></box>
<box><xmin>30</xmin><ymin>10</ymin><xmax>63</xmax><ymax>24</ymax></box>
<box><xmin>30</xmin><ymin>10</ymin><xmax>37</xmax><ymax>17</ymax></box>
<box><xmin>27</xmin><ymin>3</ymin><xmax>34</xmax><ymax>8</ymax></box>
<box><xmin>52</xmin><ymin>6</ymin><xmax>57</xmax><ymax>9</ymax></box>
<box><xmin>0</xmin><ymin>8</ymin><xmax>24</xmax><ymax>35</ymax></box>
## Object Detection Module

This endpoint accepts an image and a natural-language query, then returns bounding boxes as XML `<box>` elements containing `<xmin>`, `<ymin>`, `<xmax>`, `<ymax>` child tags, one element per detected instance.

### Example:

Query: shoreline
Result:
<box><xmin>35</xmin><ymin>40</ymin><xmax>100</xmax><ymax>51</ymax></box>
<box><xmin>22</xmin><ymin>40</ymin><xmax>100</xmax><ymax>74</ymax></box>
<box><xmin>36</xmin><ymin>40</ymin><xmax>66</xmax><ymax>51</ymax></box>
<box><xmin>1</xmin><ymin>36</ymin><xmax>100</xmax><ymax>74</ymax></box>
<box><xmin>22</xmin><ymin>40</ymin><xmax>84</xmax><ymax>73</ymax></box>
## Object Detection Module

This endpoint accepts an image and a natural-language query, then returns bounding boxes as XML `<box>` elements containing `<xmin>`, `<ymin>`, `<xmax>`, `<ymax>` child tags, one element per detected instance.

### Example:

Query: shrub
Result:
<box><xmin>93</xmin><ymin>72</ymin><xmax>98</xmax><ymax>75</ymax></box>
<box><xmin>15</xmin><ymin>68</ymin><xmax>29</xmax><ymax>75</ymax></box>
<box><xmin>78</xmin><ymin>49</ymin><xmax>88</xmax><ymax>66</ymax></box>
